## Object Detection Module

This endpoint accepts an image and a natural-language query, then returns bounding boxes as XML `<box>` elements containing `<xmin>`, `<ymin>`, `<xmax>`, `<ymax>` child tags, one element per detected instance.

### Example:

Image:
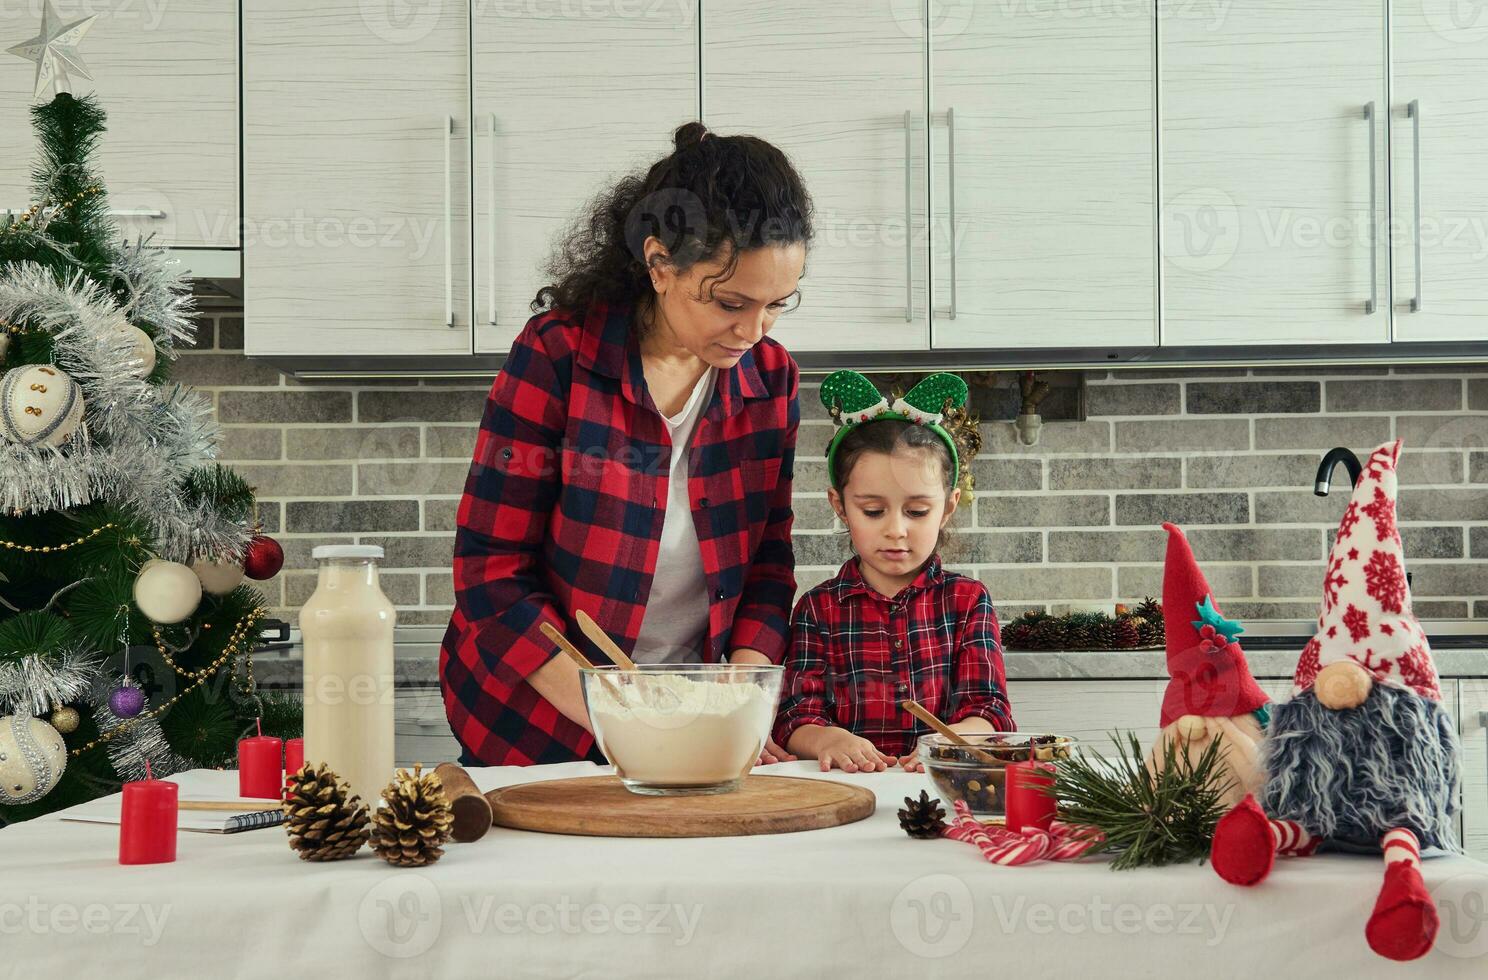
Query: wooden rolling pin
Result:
<box><xmin>435</xmin><ymin>763</ymin><xmax>493</xmax><ymax>843</ymax></box>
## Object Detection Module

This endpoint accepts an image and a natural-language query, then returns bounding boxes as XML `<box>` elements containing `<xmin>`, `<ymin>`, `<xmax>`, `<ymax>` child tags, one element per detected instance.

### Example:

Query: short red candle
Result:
<box><xmin>1005</xmin><ymin>760</ymin><xmax>1058</xmax><ymax>833</ymax></box>
<box><xmin>119</xmin><ymin>764</ymin><xmax>178</xmax><ymax>865</ymax></box>
<box><xmin>284</xmin><ymin>738</ymin><xmax>304</xmax><ymax>777</ymax></box>
<box><xmin>238</xmin><ymin>719</ymin><xmax>283</xmax><ymax>799</ymax></box>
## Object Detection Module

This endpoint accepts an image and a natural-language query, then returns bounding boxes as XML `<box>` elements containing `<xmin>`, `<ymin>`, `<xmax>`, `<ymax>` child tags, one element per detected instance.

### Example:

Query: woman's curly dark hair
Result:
<box><xmin>533</xmin><ymin>121</ymin><xmax>814</xmax><ymax>317</ymax></box>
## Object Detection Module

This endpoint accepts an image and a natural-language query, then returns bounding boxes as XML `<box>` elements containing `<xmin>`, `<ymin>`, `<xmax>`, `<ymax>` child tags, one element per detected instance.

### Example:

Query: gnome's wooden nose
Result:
<box><xmin>1315</xmin><ymin>660</ymin><xmax>1373</xmax><ymax>710</ymax></box>
<box><xmin>1174</xmin><ymin>714</ymin><xmax>1209</xmax><ymax>743</ymax></box>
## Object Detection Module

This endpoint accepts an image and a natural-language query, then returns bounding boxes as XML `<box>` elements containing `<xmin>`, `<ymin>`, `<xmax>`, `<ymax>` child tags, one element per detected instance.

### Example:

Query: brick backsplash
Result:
<box><xmin>183</xmin><ymin>309</ymin><xmax>1488</xmax><ymax>628</ymax></box>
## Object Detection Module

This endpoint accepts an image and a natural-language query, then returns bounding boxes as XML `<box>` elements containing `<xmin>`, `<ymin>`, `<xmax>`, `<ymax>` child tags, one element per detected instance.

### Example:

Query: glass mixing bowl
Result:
<box><xmin>918</xmin><ymin>733</ymin><xmax>1078</xmax><ymax>819</ymax></box>
<box><xmin>580</xmin><ymin>663</ymin><xmax>784</xmax><ymax>796</ymax></box>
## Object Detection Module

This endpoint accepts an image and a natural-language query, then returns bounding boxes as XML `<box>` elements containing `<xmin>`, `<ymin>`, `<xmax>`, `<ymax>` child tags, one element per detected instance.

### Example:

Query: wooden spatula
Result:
<box><xmin>901</xmin><ymin>699</ymin><xmax>999</xmax><ymax>765</ymax></box>
<box><xmin>576</xmin><ymin>609</ymin><xmax>639</xmax><ymax>671</ymax></box>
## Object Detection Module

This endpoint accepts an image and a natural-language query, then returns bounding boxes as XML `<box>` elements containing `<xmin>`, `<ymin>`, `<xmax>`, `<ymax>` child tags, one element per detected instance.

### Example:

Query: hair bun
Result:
<box><xmin>673</xmin><ymin>121</ymin><xmax>711</xmax><ymax>152</ymax></box>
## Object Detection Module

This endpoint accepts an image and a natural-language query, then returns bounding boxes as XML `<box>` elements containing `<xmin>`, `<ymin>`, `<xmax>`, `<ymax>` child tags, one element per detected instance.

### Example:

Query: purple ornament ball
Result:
<box><xmin>109</xmin><ymin>686</ymin><xmax>146</xmax><ymax>719</ymax></box>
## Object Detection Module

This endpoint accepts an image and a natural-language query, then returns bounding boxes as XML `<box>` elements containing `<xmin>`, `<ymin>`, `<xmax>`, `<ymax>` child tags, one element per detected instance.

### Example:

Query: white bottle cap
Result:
<box><xmin>311</xmin><ymin>545</ymin><xmax>386</xmax><ymax>561</ymax></box>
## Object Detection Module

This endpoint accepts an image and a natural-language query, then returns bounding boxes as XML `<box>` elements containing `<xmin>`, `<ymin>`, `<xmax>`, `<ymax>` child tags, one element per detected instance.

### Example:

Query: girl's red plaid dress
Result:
<box><xmin>440</xmin><ymin>302</ymin><xmax>799</xmax><ymax>765</ymax></box>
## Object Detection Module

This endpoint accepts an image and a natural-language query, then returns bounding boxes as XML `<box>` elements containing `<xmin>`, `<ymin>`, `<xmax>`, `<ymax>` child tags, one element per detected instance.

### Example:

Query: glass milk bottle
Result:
<box><xmin>300</xmin><ymin>545</ymin><xmax>396</xmax><ymax>808</ymax></box>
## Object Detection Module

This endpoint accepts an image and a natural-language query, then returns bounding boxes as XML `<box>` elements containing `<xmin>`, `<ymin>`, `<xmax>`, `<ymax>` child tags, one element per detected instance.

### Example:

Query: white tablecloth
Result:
<box><xmin>2</xmin><ymin>761</ymin><xmax>1485</xmax><ymax>978</ymax></box>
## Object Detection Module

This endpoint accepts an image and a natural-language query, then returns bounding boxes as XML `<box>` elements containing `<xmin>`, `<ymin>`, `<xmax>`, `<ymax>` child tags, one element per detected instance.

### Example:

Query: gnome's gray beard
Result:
<box><xmin>1262</xmin><ymin>684</ymin><xmax>1461</xmax><ymax>852</ymax></box>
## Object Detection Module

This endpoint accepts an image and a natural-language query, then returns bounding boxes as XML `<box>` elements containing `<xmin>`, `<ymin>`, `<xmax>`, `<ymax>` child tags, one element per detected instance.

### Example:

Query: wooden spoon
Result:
<box><xmin>575</xmin><ymin>609</ymin><xmax>639</xmax><ymax>671</ymax></box>
<box><xmin>540</xmin><ymin>622</ymin><xmax>595</xmax><ymax>670</ymax></box>
<box><xmin>901</xmin><ymin>699</ymin><xmax>999</xmax><ymax>765</ymax></box>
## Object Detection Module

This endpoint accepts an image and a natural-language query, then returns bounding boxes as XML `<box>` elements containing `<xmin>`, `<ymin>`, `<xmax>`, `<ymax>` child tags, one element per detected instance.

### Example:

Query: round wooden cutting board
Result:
<box><xmin>485</xmin><ymin>774</ymin><xmax>876</xmax><ymax>838</ymax></box>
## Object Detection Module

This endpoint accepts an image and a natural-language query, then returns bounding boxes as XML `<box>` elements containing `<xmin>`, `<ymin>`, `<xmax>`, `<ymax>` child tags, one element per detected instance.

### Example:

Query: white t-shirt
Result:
<box><xmin>631</xmin><ymin>365</ymin><xmax>718</xmax><ymax>665</ymax></box>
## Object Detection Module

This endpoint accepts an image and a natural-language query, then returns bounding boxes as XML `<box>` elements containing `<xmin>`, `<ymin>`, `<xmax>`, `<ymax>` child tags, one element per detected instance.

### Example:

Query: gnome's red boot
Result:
<box><xmin>1210</xmin><ymin>795</ymin><xmax>1275</xmax><ymax>886</ymax></box>
<box><xmin>1365</xmin><ymin>831</ymin><xmax>1438</xmax><ymax>961</ymax></box>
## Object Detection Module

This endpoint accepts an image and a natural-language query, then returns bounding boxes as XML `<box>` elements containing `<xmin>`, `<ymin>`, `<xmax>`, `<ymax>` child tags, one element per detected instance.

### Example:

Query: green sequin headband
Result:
<box><xmin>820</xmin><ymin>370</ymin><xmax>970</xmax><ymax>490</ymax></box>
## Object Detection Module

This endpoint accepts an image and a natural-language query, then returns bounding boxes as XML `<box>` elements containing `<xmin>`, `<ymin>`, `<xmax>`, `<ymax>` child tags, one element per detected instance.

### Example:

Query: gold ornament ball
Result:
<box><xmin>0</xmin><ymin>714</ymin><xmax>68</xmax><ymax>804</ymax></box>
<box><xmin>49</xmin><ymin>706</ymin><xmax>80</xmax><ymax>734</ymax></box>
<box><xmin>192</xmin><ymin>557</ymin><xmax>245</xmax><ymax>596</ymax></box>
<box><xmin>133</xmin><ymin>558</ymin><xmax>203</xmax><ymax>625</ymax></box>
<box><xmin>0</xmin><ymin>331</ymin><xmax>9</xmax><ymax>364</ymax></box>
<box><xmin>1</xmin><ymin>364</ymin><xmax>85</xmax><ymax>447</ymax></box>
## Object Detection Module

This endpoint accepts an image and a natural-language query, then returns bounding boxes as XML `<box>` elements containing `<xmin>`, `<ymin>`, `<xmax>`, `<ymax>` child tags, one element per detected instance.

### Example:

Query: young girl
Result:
<box><xmin>773</xmin><ymin>372</ymin><xmax>1014</xmax><ymax>772</ymax></box>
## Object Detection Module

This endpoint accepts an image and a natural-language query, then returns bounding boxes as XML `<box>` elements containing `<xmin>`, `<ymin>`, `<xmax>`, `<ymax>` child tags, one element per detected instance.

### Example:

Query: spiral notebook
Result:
<box><xmin>61</xmin><ymin>796</ymin><xmax>285</xmax><ymax>834</ymax></box>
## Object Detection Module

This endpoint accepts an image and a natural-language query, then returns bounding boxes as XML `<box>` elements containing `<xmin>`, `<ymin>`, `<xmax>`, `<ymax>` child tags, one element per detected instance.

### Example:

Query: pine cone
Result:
<box><xmin>898</xmin><ymin>790</ymin><xmax>947</xmax><ymax>839</ymax></box>
<box><xmin>1001</xmin><ymin>611</ymin><xmax>1049</xmax><ymax>651</ymax></box>
<box><xmin>371</xmin><ymin>764</ymin><xmax>455</xmax><ymax>868</ymax></box>
<box><xmin>1065</xmin><ymin>613</ymin><xmax>1110</xmax><ymax>651</ymax></box>
<box><xmin>1137</xmin><ymin>596</ymin><xmax>1163</xmax><ymax>625</ymax></box>
<box><xmin>1130</xmin><ymin>615</ymin><xmax>1163</xmax><ymax>648</ymax></box>
<box><xmin>1026</xmin><ymin>616</ymin><xmax>1069</xmax><ymax>651</ymax></box>
<box><xmin>283</xmin><ymin>763</ymin><xmax>370</xmax><ymax>862</ymax></box>
<box><xmin>1109</xmin><ymin>616</ymin><xmax>1142</xmax><ymax>650</ymax></box>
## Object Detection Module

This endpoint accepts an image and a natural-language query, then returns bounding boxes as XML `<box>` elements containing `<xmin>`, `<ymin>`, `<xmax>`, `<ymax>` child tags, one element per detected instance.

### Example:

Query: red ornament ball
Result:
<box><xmin>242</xmin><ymin>534</ymin><xmax>284</xmax><ymax>580</ymax></box>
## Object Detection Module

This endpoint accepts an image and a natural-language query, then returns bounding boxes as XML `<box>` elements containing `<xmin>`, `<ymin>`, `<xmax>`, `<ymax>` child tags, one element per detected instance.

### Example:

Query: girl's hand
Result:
<box><xmin>757</xmin><ymin>738</ymin><xmax>797</xmax><ymax>766</ymax></box>
<box><xmin>816</xmin><ymin>729</ymin><xmax>894</xmax><ymax>773</ymax></box>
<box><xmin>896</xmin><ymin>752</ymin><xmax>924</xmax><ymax>773</ymax></box>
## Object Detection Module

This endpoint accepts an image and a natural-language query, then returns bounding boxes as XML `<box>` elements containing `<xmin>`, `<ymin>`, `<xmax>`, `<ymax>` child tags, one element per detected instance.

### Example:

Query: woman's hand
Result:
<box><xmin>813</xmin><ymin>728</ymin><xmax>895</xmax><ymax>773</ymax></box>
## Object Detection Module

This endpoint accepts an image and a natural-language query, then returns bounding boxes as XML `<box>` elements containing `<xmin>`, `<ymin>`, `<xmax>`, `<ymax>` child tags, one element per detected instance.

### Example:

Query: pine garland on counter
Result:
<box><xmin>1002</xmin><ymin>598</ymin><xmax>1164</xmax><ymax>652</ymax></box>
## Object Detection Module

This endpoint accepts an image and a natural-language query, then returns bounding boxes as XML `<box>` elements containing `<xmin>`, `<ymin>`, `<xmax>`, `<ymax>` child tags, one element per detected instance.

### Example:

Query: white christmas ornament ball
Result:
<box><xmin>0</xmin><ymin>714</ymin><xmax>68</xmax><ymax>805</ymax></box>
<box><xmin>133</xmin><ymin>558</ymin><xmax>203</xmax><ymax>624</ymax></box>
<box><xmin>192</xmin><ymin>557</ymin><xmax>245</xmax><ymax>596</ymax></box>
<box><xmin>0</xmin><ymin>364</ymin><xmax>85</xmax><ymax>447</ymax></box>
<box><xmin>112</xmin><ymin>322</ymin><xmax>157</xmax><ymax>378</ymax></box>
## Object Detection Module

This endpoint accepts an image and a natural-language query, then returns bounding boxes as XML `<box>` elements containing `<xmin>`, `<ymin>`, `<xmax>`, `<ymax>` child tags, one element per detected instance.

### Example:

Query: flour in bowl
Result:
<box><xmin>585</xmin><ymin>672</ymin><xmax>776</xmax><ymax>786</ymax></box>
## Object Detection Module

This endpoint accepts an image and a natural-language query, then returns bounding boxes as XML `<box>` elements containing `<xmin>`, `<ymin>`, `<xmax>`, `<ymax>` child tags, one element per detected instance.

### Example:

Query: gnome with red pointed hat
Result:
<box><xmin>1147</xmin><ymin>522</ymin><xmax>1271</xmax><ymax>808</ymax></box>
<box><xmin>1209</xmin><ymin>440</ymin><xmax>1462</xmax><ymax>962</ymax></box>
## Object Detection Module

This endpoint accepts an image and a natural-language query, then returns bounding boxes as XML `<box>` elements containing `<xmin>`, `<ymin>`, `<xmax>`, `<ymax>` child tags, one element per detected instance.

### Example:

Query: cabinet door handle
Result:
<box><xmin>1407</xmin><ymin>99</ymin><xmax>1423</xmax><ymax>312</ymax></box>
<box><xmin>108</xmin><ymin>209</ymin><xmax>167</xmax><ymax>220</ymax></box>
<box><xmin>946</xmin><ymin>106</ymin><xmax>957</xmax><ymax>320</ymax></box>
<box><xmin>1363</xmin><ymin>102</ymin><xmax>1377</xmax><ymax>315</ymax></box>
<box><xmin>903</xmin><ymin>109</ymin><xmax>914</xmax><ymax>323</ymax></box>
<box><xmin>487</xmin><ymin>112</ymin><xmax>498</xmax><ymax>327</ymax></box>
<box><xmin>444</xmin><ymin>114</ymin><xmax>455</xmax><ymax>328</ymax></box>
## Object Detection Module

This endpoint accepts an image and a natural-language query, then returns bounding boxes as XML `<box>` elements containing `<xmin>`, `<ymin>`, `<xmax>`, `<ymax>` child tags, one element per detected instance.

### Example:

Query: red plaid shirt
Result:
<box><xmin>441</xmin><ymin>302</ymin><xmax>799</xmax><ymax>766</ymax></box>
<box><xmin>773</xmin><ymin>555</ymin><xmax>1013</xmax><ymax>757</ymax></box>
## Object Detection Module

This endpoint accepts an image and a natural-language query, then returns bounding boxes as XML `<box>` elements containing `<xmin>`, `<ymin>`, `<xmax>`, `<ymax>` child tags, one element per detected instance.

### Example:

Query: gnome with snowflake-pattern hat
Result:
<box><xmin>1209</xmin><ymin>440</ymin><xmax>1461</xmax><ymax>962</ymax></box>
<box><xmin>1147</xmin><ymin>523</ymin><xmax>1271</xmax><ymax>809</ymax></box>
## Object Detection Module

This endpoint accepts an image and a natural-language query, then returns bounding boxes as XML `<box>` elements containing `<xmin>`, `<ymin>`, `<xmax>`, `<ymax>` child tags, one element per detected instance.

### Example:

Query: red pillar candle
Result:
<box><xmin>119</xmin><ymin>762</ymin><xmax>178</xmax><ymax>865</ymax></box>
<box><xmin>284</xmin><ymin>738</ymin><xmax>304</xmax><ymax>777</ymax></box>
<box><xmin>1004</xmin><ymin>760</ymin><xmax>1058</xmax><ymax>833</ymax></box>
<box><xmin>238</xmin><ymin>718</ymin><xmax>283</xmax><ymax>799</ymax></box>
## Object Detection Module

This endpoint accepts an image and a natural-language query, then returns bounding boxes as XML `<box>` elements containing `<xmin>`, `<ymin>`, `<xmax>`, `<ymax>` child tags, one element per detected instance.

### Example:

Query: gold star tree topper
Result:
<box><xmin>6</xmin><ymin>1</ymin><xmax>97</xmax><ymax>100</ymax></box>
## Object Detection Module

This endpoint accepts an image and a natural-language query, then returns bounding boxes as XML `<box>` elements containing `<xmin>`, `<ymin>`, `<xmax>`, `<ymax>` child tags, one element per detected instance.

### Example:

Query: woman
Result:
<box><xmin>441</xmin><ymin>121</ymin><xmax>813</xmax><ymax>767</ymax></box>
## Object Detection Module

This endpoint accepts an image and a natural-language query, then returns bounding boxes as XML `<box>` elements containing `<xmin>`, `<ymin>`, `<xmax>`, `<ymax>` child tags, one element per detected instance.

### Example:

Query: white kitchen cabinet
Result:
<box><xmin>244</xmin><ymin>0</ymin><xmax>472</xmax><ymax>357</ymax></box>
<box><xmin>1389</xmin><ymin>3</ymin><xmax>1488</xmax><ymax>341</ymax></box>
<box><xmin>1460</xmin><ymin>680</ymin><xmax>1488</xmax><ymax>860</ymax></box>
<box><xmin>0</xmin><ymin>0</ymin><xmax>238</xmax><ymax>251</ymax></box>
<box><xmin>702</xmin><ymin>0</ymin><xmax>930</xmax><ymax>353</ymax></box>
<box><xmin>471</xmin><ymin>3</ymin><xmax>698</xmax><ymax>355</ymax></box>
<box><xmin>1160</xmin><ymin>0</ymin><xmax>1390</xmax><ymax>347</ymax></box>
<box><xmin>396</xmin><ymin>687</ymin><xmax>461</xmax><ymax>768</ymax></box>
<box><xmin>929</xmin><ymin>0</ymin><xmax>1157</xmax><ymax>349</ymax></box>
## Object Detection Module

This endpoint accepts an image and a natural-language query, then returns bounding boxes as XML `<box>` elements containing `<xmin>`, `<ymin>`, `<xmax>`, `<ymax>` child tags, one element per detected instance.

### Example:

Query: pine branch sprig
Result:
<box><xmin>1053</xmin><ymin>730</ymin><xmax>1235</xmax><ymax>871</ymax></box>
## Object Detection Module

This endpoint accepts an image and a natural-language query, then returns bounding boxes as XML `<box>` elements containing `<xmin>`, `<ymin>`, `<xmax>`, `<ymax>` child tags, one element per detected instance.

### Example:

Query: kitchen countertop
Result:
<box><xmin>251</xmin><ymin>626</ymin><xmax>1488</xmax><ymax>688</ymax></box>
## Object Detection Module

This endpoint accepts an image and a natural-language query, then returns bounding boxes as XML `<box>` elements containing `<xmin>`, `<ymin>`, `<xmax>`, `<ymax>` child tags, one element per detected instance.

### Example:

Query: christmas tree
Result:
<box><xmin>0</xmin><ymin>93</ymin><xmax>294</xmax><ymax>824</ymax></box>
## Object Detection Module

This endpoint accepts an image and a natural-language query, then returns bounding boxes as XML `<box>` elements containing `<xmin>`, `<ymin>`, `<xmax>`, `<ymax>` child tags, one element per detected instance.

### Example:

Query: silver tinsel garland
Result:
<box><xmin>90</xmin><ymin>684</ymin><xmax>190</xmax><ymax>784</ymax></box>
<box><xmin>0</xmin><ymin>647</ymin><xmax>94</xmax><ymax>717</ymax></box>
<box><xmin>0</xmin><ymin>246</ymin><xmax>254</xmax><ymax>561</ymax></box>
